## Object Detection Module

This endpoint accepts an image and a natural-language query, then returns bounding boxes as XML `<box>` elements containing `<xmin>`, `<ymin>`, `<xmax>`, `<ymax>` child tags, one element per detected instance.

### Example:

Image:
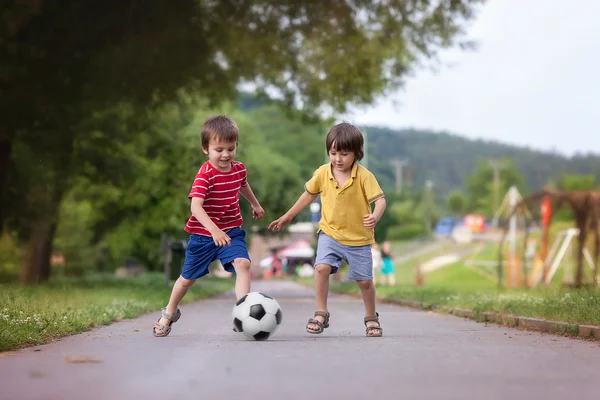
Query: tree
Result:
<box><xmin>446</xmin><ymin>190</ymin><xmax>466</xmax><ymax>215</ymax></box>
<box><xmin>2</xmin><ymin>0</ymin><xmax>485</xmax><ymax>282</ymax></box>
<box><xmin>465</xmin><ymin>158</ymin><xmax>527</xmax><ymax>215</ymax></box>
<box><xmin>557</xmin><ymin>174</ymin><xmax>597</xmax><ymax>192</ymax></box>
<box><xmin>50</xmin><ymin>96</ymin><xmax>327</xmax><ymax>273</ymax></box>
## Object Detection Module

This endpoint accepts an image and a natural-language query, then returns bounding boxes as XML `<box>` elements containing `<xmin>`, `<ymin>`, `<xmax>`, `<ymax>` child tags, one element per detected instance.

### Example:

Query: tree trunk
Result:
<box><xmin>20</xmin><ymin>194</ymin><xmax>62</xmax><ymax>284</ymax></box>
<box><xmin>593</xmin><ymin>228</ymin><xmax>599</xmax><ymax>285</ymax></box>
<box><xmin>38</xmin><ymin>221</ymin><xmax>57</xmax><ymax>281</ymax></box>
<box><xmin>574</xmin><ymin>216</ymin><xmax>587</xmax><ymax>287</ymax></box>
<box><xmin>20</xmin><ymin>221</ymin><xmax>50</xmax><ymax>284</ymax></box>
<box><xmin>0</xmin><ymin>135</ymin><xmax>12</xmax><ymax>232</ymax></box>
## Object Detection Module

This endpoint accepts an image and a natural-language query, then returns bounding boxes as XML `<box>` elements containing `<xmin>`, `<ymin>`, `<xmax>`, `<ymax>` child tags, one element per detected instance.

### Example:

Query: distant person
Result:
<box><xmin>153</xmin><ymin>115</ymin><xmax>265</xmax><ymax>337</ymax></box>
<box><xmin>270</xmin><ymin>249</ymin><xmax>284</xmax><ymax>278</ymax></box>
<box><xmin>268</xmin><ymin>122</ymin><xmax>387</xmax><ymax>337</ymax></box>
<box><xmin>380</xmin><ymin>241</ymin><xmax>396</xmax><ymax>286</ymax></box>
<box><xmin>371</xmin><ymin>243</ymin><xmax>383</xmax><ymax>284</ymax></box>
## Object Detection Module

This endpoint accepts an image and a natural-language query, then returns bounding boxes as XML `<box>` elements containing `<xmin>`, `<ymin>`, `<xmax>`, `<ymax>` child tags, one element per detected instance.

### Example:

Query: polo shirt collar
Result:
<box><xmin>327</xmin><ymin>160</ymin><xmax>359</xmax><ymax>180</ymax></box>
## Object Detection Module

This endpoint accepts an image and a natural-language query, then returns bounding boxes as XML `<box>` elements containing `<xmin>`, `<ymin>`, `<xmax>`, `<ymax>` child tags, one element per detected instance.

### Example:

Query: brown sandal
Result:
<box><xmin>364</xmin><ymin>312</ymin><xmax>383</xmax><ymax>337</ymax></box>
<box><xmin>306</xmin><ymin>311</ymin><xmax>330</xmax><ymax>334</ymax></box>
<box><xmin>152</xmin><ymin>307</ymin><xmax>181</xmax><ymax>337</ymax></box>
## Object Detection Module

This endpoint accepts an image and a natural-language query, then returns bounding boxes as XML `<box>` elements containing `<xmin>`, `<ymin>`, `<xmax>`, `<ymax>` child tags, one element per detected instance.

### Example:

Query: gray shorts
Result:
<box><xmin>314</xmin><ymin>232</ymin><xmax>373</xmax><ymax>281</ymax></box>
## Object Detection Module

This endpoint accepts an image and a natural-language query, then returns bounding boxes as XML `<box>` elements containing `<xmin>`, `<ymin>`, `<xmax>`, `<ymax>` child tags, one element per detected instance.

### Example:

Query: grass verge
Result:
<box><xmin>0</xmin><ymin>273</ymin><xmax>232</xmax><ymax>352</ymax></box>
<box><xmin>295</xmin><ymin>237</ymin><xmax>600</xmax><ymax>327</ymax></box>
<box><xmin>331</xmin><ymin>262</ymin><xmax>600</xmax><ymax>326</ymax></box>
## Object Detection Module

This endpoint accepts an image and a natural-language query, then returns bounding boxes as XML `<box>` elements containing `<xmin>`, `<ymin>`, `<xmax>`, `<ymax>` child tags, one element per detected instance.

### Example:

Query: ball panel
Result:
<box><xmin>233</xmin><ymin>317</ymin><xmax>244</xmax><ymax>333</ymax></box>
<box><xmin>259</xmin><ymin>292</ymin><xmax>274</xmax><ymax>299</ymax></box>
<box><xmin>275</xmin><ymin>309</ymin><xmax>283</xmax><ymax>325</ymax></box>
<box><xmin>244</xmin><ymin>292</ymin><xmax>265</xmax><ymax>304</ymax></box>
<box><xmin>235</xmin><ymin>294</ymin><xmax>248</xmax><ymax>307</ymax></box>
<box><xmin>241</xmin><ymin>317</ymin><xmax>261</xmax><ymax>337</ymax></box>
<box><xmin>232</xmin><ymin>301</ymin><xmax>251</xmax><ymax>321</ymax></box>
<box><xmin>249</xmin><ymin>304</ymin><xmax>266</xmax><ymax>320</ymax></box>
<box><xmin>261</xmin><ymin>297</ymin><xmax>281</xmax><ymax>315</ymax></box>
<box><xmin>258</xmin><ymin>313</ymin><xmax>278</xmax><ymax>333</ymax></box>
<box><xmin>253</xmin><ymin>331</ymin><xmax>271</xmax><ymax>341</ymax></box>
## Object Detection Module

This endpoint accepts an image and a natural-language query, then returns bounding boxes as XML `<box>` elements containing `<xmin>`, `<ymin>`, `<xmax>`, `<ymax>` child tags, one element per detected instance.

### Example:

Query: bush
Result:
<box><xmin>386</xmin><ymin>223</ymin><xmax>427</xmax><ymax>240</ymax></box>
<box><xmin>0</xmin><ymin>234</ymin><xmax>21</xmax><ymax>283</ymax></box>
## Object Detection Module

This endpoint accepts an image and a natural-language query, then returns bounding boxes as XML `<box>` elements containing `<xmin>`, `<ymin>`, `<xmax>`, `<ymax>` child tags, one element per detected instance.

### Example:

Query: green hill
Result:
<box><xmin>362</xmin><ymin>126</ymin><xmax>600</xmax><ymax>197</ymax></box>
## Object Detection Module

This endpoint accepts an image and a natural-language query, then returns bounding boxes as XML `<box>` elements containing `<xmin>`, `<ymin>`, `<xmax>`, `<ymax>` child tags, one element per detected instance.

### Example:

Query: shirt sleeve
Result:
<box><xmin>188</xmin><ymin>168</ymin><xmax>212</xmax><ymax>199</ymax></box>
<box><xmin>239</xmin><ymin>162</ymin><xmax>248</xmax><ymax>188</ymax></box>
<box><xmin>304</xmin><ymin>168</ymin><xmax>322</xmax><ymax>195</ymax></box>
<box><xmin>363</xmin><ymin>172</ymin><xmax>385</xmax><ymax>203</ymax></box>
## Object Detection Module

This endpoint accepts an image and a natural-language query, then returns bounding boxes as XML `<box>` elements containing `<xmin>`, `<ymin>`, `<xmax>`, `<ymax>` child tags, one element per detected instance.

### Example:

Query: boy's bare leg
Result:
<box><xmin>232</xmin><ymin>258</ymin><xmax>251</xmax><ymax>300</ymax></box>
<box><xmin>307</xmin><ymin>263</ymin><xmax>331</xmax><ymax>331</ymax></box>
<box><xmin>356</xmin><ymin>279</ymin><xmax>380</xmax><ymax>330</ymax></box>
<box><xmin>154</xmin><ymin>276</ymin><xmax>195</xmax><ymax>335</ymax></box>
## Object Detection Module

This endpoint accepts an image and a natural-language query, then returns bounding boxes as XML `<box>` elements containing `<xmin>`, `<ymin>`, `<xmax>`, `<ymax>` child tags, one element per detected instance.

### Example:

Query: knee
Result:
<box><xmin>356</xmin><ymin>279</ymin><xmax>374</xmax><ymax>290</ymax></box>
<box><xmin>315</xmin><ymin>264</ymin><xmax>332</xmax><ymax>275</ymax></box>
<box><xmin>178</xmin><ymin>276</ymin><xmax>196</xmax><ymax>288</ymax></box>
<box><xmin>233</xmin><ymin>258</ymin><xmax>250</xmax><ymax>272</ymax></box>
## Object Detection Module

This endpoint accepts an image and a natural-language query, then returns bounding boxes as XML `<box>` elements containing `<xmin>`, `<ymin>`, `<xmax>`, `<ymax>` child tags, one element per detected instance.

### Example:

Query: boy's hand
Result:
<box><xmin>363</xmin><ymin>214</ymin><xmax>378</xmax><ymax>229</ymax></box>
<box><xmin>268</xmin><ymin>215</ymin><xmax>292</xmax><ymax>232</ymax></box>
<box><xmin>211</xmin><ymin>229</ymin><xmax>231</xmax><ymax>247</ymax></box>
<box><xmin>252</xmin><ymin>204</ymin><xmax>265</xmax><ymax>220</ymax></box>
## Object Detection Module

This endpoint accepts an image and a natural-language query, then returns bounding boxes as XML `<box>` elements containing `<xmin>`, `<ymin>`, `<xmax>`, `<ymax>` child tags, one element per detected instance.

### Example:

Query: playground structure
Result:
<box><xmin>498</xmin><ymin>187</ymin><xmax>600</xmax><ymax>288</ymax></box>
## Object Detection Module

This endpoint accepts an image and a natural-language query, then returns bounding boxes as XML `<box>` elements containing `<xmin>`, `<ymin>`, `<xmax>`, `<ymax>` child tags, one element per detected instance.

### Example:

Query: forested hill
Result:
<box><xmin>363</xmin><ymin>126</ymin><xmax>600</xmax><ymax>196</ymax></box>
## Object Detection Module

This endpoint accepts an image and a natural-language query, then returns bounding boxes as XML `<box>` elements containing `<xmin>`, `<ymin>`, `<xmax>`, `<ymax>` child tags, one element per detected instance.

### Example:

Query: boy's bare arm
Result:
<box><xmin>190</xmin><ymin>197</ymin><xmax>231</xmax><ymax>246</ymax></box>
<box><xmin>372</xmin><ymin>197</ymin><xmax>386</xmax><ymax>222</ymax></box>
<box><xmin>363</xmin><ymin>197</ymin><xmax>387</xmax><ymax>229</ymax></box>
<box><xmin>240</xmin><ymin>182</ymin><xmax>265</xmax><ymax>219</ymax></box>
<box><xmin>239</xmin><ymin>182</ymin><xmax>260</xmax><ymax>207</ymax></box>
<box><xmin>268</xmin><ymin>191</ymin><xmax>318</xmax><ymax>231</ymax></box>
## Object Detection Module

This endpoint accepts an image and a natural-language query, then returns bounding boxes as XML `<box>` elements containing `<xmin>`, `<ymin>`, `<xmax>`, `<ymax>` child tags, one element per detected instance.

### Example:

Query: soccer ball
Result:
<box><xmin>232</xmin><ymin>292</ymin><xmax>282</xmax><ymax>341</ymax></box>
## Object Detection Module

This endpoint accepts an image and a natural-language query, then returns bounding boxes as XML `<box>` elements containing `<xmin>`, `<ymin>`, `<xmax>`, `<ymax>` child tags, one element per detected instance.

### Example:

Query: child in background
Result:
<box><xmin>380</xmin><ymin>240</ymin><xmax>396</xmax><ymax>286</ymax></box>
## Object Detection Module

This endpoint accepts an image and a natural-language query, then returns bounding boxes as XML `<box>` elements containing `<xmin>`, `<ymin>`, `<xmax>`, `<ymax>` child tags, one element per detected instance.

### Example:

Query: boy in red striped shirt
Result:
<box><xmin>153</xmin><ymin>115</ymin><xmax>264</xmax><ymax>337</ymax></box>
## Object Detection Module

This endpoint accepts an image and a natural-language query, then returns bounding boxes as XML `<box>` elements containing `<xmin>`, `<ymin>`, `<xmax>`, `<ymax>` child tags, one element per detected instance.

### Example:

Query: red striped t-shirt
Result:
<box><xmin>184</xmin><ymin>161</ymin><xmax>247</xmax><ymax>236</ymax></box>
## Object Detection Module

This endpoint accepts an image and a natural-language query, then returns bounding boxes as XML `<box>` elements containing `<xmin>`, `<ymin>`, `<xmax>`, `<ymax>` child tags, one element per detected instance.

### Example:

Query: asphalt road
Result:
<box><xmin>1</xmin><ymin>280</ymin><xmax>599</xmax><ymax>400</ymax></box>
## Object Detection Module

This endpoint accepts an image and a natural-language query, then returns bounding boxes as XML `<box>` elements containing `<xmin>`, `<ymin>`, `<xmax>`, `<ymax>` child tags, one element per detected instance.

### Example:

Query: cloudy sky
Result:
<box><xmin>343</xmin><ymin>0</ymin><xmax>600</xmax><ymax>156</ymax></box>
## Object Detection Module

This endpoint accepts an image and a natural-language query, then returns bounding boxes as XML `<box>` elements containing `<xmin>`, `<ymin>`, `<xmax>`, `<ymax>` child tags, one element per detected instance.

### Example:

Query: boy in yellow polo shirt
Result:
<box><xmin>268</xmin><ymin>122</ymin><xmax>387</xmax><ymax>337</ymax></box>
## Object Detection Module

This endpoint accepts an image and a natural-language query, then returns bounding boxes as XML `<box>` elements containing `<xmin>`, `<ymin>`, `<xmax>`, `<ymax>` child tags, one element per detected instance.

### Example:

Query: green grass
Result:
<box><xmin>295</xmin><ymin>235</ymin><xmax>600</xmax><ymax>326</ymax></box>
<box><xmin>331</xmin><ymin>260</ymin><xmax>600</xmax><ymax>325</ymax></box>
<box><xmin>319</xmin><ymin>238</ymin><xmax>600</xmax><ymax>326</ymax></box>
<box><xmin>0</xmin><ymin>273</ymin><xmax>232</xmax><ymax>352</ymax></box>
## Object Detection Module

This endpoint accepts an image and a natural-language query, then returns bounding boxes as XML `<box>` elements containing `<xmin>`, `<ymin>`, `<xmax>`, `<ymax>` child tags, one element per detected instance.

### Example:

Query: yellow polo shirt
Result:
<box><xmin>305</xmin><ymin>162</ymin><xmax>385</xmax><ymax>246</ymax></box>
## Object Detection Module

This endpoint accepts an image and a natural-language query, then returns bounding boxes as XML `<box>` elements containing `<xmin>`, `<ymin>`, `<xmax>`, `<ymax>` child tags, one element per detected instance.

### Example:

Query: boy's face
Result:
<box><xmin>202</xmin><ymin>138</ymin><xmax>237</xmax><ymax>172</ymax></box>
<box><xmin>328</xmin><ymin>146</ymin><xmax>356</xmax><ymax>173</ymax></box>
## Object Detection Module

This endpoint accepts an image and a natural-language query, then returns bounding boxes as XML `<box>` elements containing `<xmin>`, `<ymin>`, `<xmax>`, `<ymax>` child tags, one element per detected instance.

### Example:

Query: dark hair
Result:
<box><xmin>201</xmin><ymin>115</ymin><xmax>239</xmax><ymax>149</ymax></box>
<box><xmin>325</xmin><ymin>122</ymin><xmax>364</xmax><ymax>160</ymax></box>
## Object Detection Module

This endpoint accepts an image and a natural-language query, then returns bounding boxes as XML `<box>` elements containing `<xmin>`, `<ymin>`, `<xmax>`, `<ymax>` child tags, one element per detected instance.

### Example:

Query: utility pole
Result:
<box><xmin>424</xmin><ymin>180</ymin><xmax>434</xmax><ymax>234</ymax></box>
<box><xmin>488</xmin><ymin>159</ymin><xmax>506</xmax><ymax>228</ymax></box>
<box><xmin>390</xmin><ymin>158</ymin><xmax>409</xmax><ymax>194</ymax></box>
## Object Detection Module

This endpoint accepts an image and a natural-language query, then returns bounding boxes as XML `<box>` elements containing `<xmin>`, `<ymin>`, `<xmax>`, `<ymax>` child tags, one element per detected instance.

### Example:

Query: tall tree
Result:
<box><xmin>446</xmin><ymin>190</ymin><xmax>466</xmax><ymax>215</ymax></box>
<box><xmin>1</xmin><ymin>0</ymin><xmax>485</xmax><ymax>282</ymax></box>
<box><xmin>465</xmin><ymin>158</ymin><xmax>527</xmax><ymax>215</ymax></box>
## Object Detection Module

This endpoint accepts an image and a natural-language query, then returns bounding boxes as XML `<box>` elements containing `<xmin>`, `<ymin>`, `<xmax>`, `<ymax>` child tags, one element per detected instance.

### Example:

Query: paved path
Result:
<box><xmin>1</xmin><ymin>280</ymin><xmax>599</xmax><ymax>400</ymax></box>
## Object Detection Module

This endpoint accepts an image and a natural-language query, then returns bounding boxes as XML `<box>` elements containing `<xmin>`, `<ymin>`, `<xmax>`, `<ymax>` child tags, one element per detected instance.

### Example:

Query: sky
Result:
<box><xmin>343</xmin><ymin>0</ymin><xmax>600</xmax><ymax>156</ymax></box>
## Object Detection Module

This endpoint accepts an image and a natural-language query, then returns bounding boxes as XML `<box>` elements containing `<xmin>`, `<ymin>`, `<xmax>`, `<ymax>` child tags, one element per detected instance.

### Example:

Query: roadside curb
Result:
<box><xmin>338</xmin><ymin>291</ymin><xmax>600</xmax><ymax>341</ymax></box>
<box><xmin>388</xmin><ymin>297</ymin><xmax>600</xmax><ymax>341</ymax></box>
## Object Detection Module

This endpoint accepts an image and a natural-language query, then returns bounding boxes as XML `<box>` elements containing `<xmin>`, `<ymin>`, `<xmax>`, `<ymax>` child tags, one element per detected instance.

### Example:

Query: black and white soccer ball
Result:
<box><xmin>232</xmin><ymin>292</ymin><xmax>282</xmax><ymax>341</ymax></box>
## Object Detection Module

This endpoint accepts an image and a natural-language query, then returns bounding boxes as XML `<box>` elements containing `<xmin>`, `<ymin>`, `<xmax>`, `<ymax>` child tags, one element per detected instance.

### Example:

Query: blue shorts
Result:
<box><xmin>314</xmin><ymin>232</ymin><xmax>373</xmax><ymax>281</ymax></box>
<box><xmin>180</xmin><ymin>228</ymin><xmax>250</xmax><ymax>280</ymax></box>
